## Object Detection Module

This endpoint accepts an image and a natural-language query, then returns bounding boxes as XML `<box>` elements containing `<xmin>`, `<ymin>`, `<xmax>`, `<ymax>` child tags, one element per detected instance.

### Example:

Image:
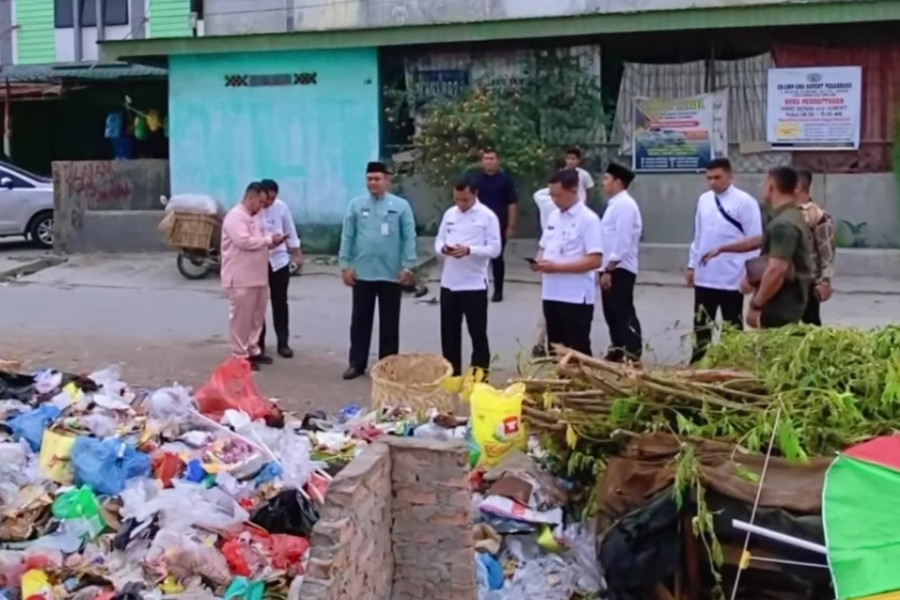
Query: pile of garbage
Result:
<box><xmin>461</xmin><ymin>381</ymin><xmax>605</xmax><ymax>600</ymax></box>
<box><xmin>0</xmin><ymin>358</ymin><xmax>334</xmax><ymax>600</ymax></box>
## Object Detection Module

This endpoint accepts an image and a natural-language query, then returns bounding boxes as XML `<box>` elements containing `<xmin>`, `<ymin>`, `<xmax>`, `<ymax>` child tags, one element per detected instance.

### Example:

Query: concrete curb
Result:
<box><xmin>0</xmin><ymin>257</ymin><xmax>67</xmax><ymax>281</ymax></box>
<box><xmin>423</xmin><ymin>269</ymin><xmax>900</xmax><ymax>296</ymax></box>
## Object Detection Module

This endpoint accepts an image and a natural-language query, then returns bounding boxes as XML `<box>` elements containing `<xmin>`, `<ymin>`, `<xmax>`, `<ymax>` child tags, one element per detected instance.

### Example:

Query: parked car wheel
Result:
<box><xmin>28</xmin><ymin>211</ymin><xmax>53</xmax><ymax>249</ymax></box>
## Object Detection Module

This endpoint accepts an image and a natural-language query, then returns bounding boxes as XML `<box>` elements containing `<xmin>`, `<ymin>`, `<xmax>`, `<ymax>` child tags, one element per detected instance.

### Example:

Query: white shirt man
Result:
<box><xmin>257</xmin><ymin>182</ymin><xmax>302</xmax><ymax>359</ymax></box>
<box><xmin>533</xmin><ymin>170</ymin><xmax>604</xmax><ymax>356</ymax></box>
<box><xmin>598</xmin><ymin>163</ymin><xmax>643</xmax><ymax>363</ymax></box>
<box><xmin>530</xmin><ymin>187</ymin><xmax>556</xmax><ymax>356</ymax></box>
<box><xmin>260</xmin><ymin>198</ymin><xmax>302</xmax><ymax>272</ymax></box>
<box><xmin>686</xmin><ymin>158</ymin><xmax>762</xmax><ymax>363</ymax></box>
<box><xmin>600</xmin><ymin>190</ymin><xmax>642</xmax><ymax>276</ymax></box>
<box><xmin>575</xmin><ymin>168</ymin><xmax>595</xmax><ymax>204</ymax></box>
<box><xmin>435</xmin><ymin>181</ymin><xmax>502</xmax><ymax>375</ymax></box>
<box><xmin>564</xmin><ymin>148</ymin><xmax>595</xmax><ymax>204</ymax></box>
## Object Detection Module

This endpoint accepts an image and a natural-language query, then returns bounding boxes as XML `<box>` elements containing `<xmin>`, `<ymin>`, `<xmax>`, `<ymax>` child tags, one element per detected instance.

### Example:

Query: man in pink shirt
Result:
<box><xmin>221</xmin><ymin>182</ymin><xmax>285</xmax><ymax>369</ymax></box>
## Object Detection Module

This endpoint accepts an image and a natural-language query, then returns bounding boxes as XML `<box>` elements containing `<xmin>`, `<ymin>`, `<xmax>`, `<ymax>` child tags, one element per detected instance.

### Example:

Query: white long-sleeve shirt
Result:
<box><xmin>539</xmin><ymin>202</ymin><xmax>603</xmax><ymax>304</ymax></box>
<box><xmin>600</xmin><ymin>191</ymin><xmax>642</xmax><ymax>275</ymax></box>
<box><xmin>687</xmin><ymin>186</ymin><xmax>762</xmax><ymax>291</ymax></box>
<box><xmin>434</xmin><ymin>201</ymin><xmax>502</xmax><ymax>291</ymax></box>
<box><xmin>533</xmin><ymin>188</ymin><xmax>555</xmax><ymax>232</ymax></box>
<box><xmin>259</xmin><ymin>198</ymin><xmax>301</xmax><ymax>271</ymax></box>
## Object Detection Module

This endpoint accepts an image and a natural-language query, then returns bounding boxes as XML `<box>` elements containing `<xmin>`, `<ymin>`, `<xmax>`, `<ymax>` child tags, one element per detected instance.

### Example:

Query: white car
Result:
<box><xmin>0</xmin><ymin>162</ymin><xmax>54</xmax><ymax>248</ymax></box>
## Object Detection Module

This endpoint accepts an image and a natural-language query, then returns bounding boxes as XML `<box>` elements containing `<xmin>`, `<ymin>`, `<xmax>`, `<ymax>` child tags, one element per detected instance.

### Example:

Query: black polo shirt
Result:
<box><xmin>471</xmin><ymin>170</ymin><xmax>517</xmax><ymax>229</ymax></box>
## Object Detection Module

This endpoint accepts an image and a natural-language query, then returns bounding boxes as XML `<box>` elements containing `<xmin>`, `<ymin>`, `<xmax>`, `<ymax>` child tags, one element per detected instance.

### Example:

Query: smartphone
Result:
<box><xmin>524</xmin><ymin>257</ymin><xmax>537</xmax><ymax>264</ymax></box>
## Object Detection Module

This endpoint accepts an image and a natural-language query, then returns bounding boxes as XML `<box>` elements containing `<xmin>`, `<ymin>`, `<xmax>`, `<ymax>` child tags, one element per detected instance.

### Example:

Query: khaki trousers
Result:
<box><xmin>226</xmin><ymin>285</ymin><xmax>269</xmax><ymax>358</ymax></box>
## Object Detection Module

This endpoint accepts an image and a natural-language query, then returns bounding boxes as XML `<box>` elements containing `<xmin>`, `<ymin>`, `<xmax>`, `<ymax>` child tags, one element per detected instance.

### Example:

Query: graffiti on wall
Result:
<box><xmin>59</xmin><ymin>162</ymin><xmax>135</xmax><ymax>210</ymax></box>
<box><xmin>51</xmin><ymin>160</ymin><xmax>171</xmax><ymax>252</ymax></box>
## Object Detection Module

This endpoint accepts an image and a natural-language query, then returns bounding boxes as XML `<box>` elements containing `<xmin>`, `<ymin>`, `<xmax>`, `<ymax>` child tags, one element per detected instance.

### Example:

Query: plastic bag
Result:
<box><xmin>162</xmin><ymin>194</ymin><xmax>224</xmax><ymax>216</ymax></box>
<box><xmin>88</xmin><ymin>366</ymin><xmax>127</xmax><ymax>397</ymax></box>
<box><xmin>195</xmin><ymin>358</ymin><xmax>281</xmax><ymax>425</ymax></box>
<box><xmin>9</xmin><ymin>405</ymin><xmax>61</xmax><ymax>451</ymax></box>
<box><xmin>142</xmin><ymin>481</ymin><xmax>248</xmax><ymax>533</ymax></box>
<box><xmin>70</xmin><ymin>437</ymin><xmax>152</xmax><ymax>495</ymax></box>
<box><xmin>250</xmin><ymin>489</ymin><xmax>319</xmax><ymax>537</ymax></box>
<box><xmin>469</xmin><ymin>383</ymin><xmax>526</xmax><ymax>468</ymax></box>
<box><xmin>239</xmin><ymin>422</ymin><xmax>317</xmax><ymax>489</ymax></box>
<box><xmin>51</xmin><ymin>486</ymin><xmax>104</xmax><ymax>538</ymax></box>
<box><xmin>33</xmin><ymin>370</ymin><xmax>63</xmax><ymax>395</ymax></box>
<box><xmin>152</xmin><ymin>452</ymin><xmax>185</xmax><ymax>488</ymax></box>
<box><xmin>143</xmin><ymin>386</ymin><xmax>196</xmax><ymax>420</ymax></box>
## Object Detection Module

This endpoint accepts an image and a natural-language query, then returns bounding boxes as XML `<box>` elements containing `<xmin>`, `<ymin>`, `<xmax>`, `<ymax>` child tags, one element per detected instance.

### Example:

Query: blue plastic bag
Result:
<box><xmin>9</xmin><ymin>405</ymin><xmax>62</xmax><ymax>451</ymax></box>
<box><xmin>71</xmin><ymin>437</ymin><xmax>152</xmax><ymax>495</ymax></box>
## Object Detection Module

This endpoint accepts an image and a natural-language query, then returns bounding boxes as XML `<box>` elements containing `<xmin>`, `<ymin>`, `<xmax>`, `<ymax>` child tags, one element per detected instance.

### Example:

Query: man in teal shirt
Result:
<box><xmin>339</xmin><ymin>161</ymin><xmax>418</xmax><ymax>380</ymax></box>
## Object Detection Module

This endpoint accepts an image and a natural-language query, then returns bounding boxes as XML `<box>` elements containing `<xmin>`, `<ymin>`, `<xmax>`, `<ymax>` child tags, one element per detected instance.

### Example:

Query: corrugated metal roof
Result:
<box><xmin>0</xmin><ymin>62</ymin><xmax>167</xmax><ymax>83</ymax></box>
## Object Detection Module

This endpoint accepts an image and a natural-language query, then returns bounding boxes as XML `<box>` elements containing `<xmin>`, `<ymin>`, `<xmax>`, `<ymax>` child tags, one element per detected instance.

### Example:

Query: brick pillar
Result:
<box><xmin>387</xmin><ymin>438</ymin><xmax>476</xmax><ymax>600</ymax></box>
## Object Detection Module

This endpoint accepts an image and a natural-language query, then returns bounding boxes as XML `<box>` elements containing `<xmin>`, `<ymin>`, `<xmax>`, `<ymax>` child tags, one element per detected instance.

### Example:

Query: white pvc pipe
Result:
<box><xmin>731</xmin><ymin>519</ymin><xmax>827</xmax><ymax>555</ymax></box>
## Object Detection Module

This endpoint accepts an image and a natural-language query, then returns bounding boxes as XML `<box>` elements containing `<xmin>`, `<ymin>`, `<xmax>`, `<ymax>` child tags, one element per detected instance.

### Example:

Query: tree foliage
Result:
<box><xmin>386</xmin><ymin>50</ymin><xmax>611</xmax><ymax>197</ymax></box>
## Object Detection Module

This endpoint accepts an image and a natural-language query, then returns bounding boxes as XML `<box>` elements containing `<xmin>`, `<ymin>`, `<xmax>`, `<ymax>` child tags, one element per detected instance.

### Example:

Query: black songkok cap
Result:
<box><xmin>366</xmin><ymin>161</ymin><xmax>390</xmax><ymax>174</ymax></box>
<box><xmin>606</xmin><ymin>162</ymin><xmax>635</xmax><ymax>186</ymax></box>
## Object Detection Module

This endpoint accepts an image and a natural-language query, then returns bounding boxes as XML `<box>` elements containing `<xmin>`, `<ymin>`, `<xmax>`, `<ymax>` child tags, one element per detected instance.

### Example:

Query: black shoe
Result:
<box><xmin>250</xmin><ymin>354</ymin><xmax>274</xmax><ymax>365</ymax></box>
<box><xmin>277</xmin><ymin>346</ymin><xmax>294</xmax><ymax>359</ymax></box>
<box><xmin>531</xmin><ymin>345</ymin><xmax>548</xmax><ymax>358</ymax></box>
<box><xmin>414</xmin><ymin>285</ymin><xmax>429</xmax><ymax>299</ymax></box>
<box><xmin>491</xmin><ymin>292</ymin><xmax>503</xmax><ymax>303</ymax></box>
<box><xmin>342</xmin><ymin>366</ymin><xmax>365</xmax><ymax>380</ymax></box>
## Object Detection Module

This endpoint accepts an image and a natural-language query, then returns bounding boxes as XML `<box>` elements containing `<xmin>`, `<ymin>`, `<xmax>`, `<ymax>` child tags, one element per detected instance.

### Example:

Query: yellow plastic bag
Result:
<box><xmin>468</xmin><ymin>382</ymin><xmax>525</xmax><ymax>468</ymax></box>
<box><xmin>22</xmin><ymin>570</ymin><xmax>52</xmax><ymax>599</ymax></box>
<box><xmin>39</xmin><ymin>430</ymin><xmax>76</xmax><ymax>483</ymax></box>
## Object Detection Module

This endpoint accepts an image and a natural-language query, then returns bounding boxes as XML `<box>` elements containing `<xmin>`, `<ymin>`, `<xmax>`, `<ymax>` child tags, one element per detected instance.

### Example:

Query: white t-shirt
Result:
<box><xmin>539</xmin><ymin>202</ymin><xmax>603</xmax><ymax>304</ymax></box>
<box><xmin>575</xmin><ymin>168</ymin><xmax>595</xmax><ymax>203</ymax></box>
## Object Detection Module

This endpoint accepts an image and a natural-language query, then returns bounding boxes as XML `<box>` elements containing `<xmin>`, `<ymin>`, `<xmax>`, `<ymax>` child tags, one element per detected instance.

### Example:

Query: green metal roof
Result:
<box><xmin>101</xmin><ymin>0</ymin><xmax>900</xmax><ymax>62</ymax></box>
<box><xmin>0</xmin><ymin>62</ymin><xmax>167</xmax><ymax>82</ymax></box>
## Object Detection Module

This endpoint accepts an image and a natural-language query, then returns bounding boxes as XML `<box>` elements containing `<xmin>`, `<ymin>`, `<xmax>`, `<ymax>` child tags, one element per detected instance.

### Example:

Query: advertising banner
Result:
<box><xmin>631</xmin><ymin>92</ymin><xmax>727</xmax><ymax>173</ymax></box>
<box><xmin>766</xmin><ymin>66</ymin><xmax>862</xmax><ymax>150</ymax></box>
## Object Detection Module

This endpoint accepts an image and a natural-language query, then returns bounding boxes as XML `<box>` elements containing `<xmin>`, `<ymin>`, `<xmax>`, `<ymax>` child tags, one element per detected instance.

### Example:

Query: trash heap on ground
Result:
<box><xmin>519</xmin><ymin>324</ymin><xmax>900</xmax><ymax>600</ymax></box>
<box><xmin>0</xmin><ymin>357</ymin><xmax>334</xmax><ymax>600</ymax></box>
<box><xmin>436</xmin><ymin>375</ymin><xmax>604</xmax><ymax>600</ymax></box>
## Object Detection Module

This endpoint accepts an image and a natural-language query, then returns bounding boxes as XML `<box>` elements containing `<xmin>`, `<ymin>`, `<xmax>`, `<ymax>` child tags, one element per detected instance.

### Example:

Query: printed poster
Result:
<box><xmin>632</xmin><ymin>92</ymin><xmax>727</xmax><ymax>173</ymax></box>
<box><xmin>766</xmin><ymin>66</ymin><xmax>862</xmax><ymax>150</ymax></box>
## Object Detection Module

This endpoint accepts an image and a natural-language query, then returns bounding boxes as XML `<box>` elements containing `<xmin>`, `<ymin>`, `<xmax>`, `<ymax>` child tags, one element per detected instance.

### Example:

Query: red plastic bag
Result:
<box><xmin>267</xmin><ymin>534</ymin><xmax>310</xmax><ymax>572</ymax></box>
<box><xmin>153</xmin><ymin>452</ymin><xmax>185</xmax><ymax>488</ymax></box>
<box><xmin>221</xmin><ymin>538</ymin><xmax>264</xmax><ymax>578</ymax></box>
<box><xmin>195</xmin><ymin>358</ymin><xmax>282</xmax><ymax>425</ymax></box>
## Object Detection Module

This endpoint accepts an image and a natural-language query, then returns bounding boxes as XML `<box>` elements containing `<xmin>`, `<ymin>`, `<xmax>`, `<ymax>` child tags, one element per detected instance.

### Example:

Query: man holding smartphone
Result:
<box><xmin>531</xmin><ymin>169</ymin><xmax>603</xmax><ymax>356</ymax></box>
<box><xmin>220</xmin><ymin>182</ymin><xmax>287</xmax><ymax>370</ymax></box>
<box><xmin>434</xmin><ymin>177</ymin><xmax>502</xmax><ymax>375</ymax></box>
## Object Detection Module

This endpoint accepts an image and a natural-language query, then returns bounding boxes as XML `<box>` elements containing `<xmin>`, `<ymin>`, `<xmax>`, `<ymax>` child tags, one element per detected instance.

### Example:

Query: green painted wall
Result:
<box><xmin>15</xmin><ymin>0</ymin><xmax>55</xmax><ymax>65</ymax></box>
<box><xmin>149</xmin><ymin>0</ymin><xmax>192</xmax><ymax>38</ymax></box>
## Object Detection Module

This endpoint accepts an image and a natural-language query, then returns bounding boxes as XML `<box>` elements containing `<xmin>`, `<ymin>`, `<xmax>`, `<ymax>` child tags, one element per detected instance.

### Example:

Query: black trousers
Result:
<box><xmin>440</xmin><ymin>288</ymin><xmax>490</xmax><ymax>376</ymax></box>
<box><xmin>258</xmin><ymin>264</ymin><xmax>291</xmax><ymax>352</ymax></box>
<box><xmin>802</xmin><ymin>284</ymin><xmax>822</xmax><ymax>326</ymax></box>
<box><xmin>543</xmin><ymin>300</ymin><xmax>594</xmax><ymax>356</ymax></box>
<box><xmin>600</xmin><ymin>269</ymin><xmax>643</xmax><ymax>362</ymax></box>
<box><xmin>490</xmin><ymin>237</ymin><xmax>507</xmax><ymax>295</ymax></box>
<box><xmin>349</xmin><ymin>280</ymin><xmax>402</xmax><ymax>370</ymax></box>
<box><xmin>690</xmin><ymin>286</ymin><xmax>744</xmax><ymax>364</ymax></box>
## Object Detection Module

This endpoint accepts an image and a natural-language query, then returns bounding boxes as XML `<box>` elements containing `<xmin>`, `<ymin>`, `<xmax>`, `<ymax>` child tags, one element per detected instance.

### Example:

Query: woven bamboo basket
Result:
<box><xmin>168</xmin><ymin>213</ymin><xmax>220</xmax><ymax>250</ymax></box>
<box><xmin>370</xmin><ymin>353</ymin><xmax>456</xmax><ymax>412</ymax></box>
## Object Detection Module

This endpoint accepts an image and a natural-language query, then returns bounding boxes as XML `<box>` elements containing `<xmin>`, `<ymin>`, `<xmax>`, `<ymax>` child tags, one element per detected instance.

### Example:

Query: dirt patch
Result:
<box><xmin>1</xmin><ymin>331</ymin><xmax>370</xmax><ymax>415</ymax></box>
